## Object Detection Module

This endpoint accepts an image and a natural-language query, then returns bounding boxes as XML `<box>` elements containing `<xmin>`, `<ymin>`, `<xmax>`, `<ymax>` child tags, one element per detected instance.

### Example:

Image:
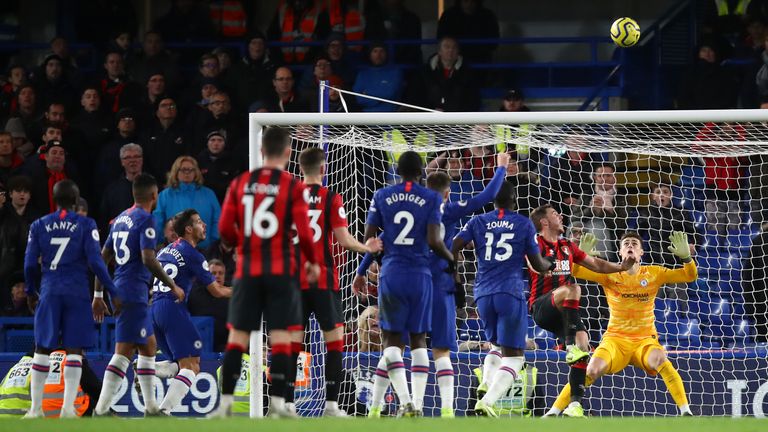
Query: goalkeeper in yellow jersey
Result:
<box><xmin>545</xmin><ymin>231</ymin><xmax>697</xmax><ymax>417</ymax></box>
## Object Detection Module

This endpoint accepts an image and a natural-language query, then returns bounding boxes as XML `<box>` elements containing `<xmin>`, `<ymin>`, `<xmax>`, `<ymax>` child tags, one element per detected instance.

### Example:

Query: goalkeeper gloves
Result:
<box><xmin>579</xmin><ymin>232</ymin><xmax>598</xmax><ymax>256</ymax></box>
<box><xmin>667</xmin><ymin>231</ymin><xmax>691</xmax><ymax>260</ymax></box>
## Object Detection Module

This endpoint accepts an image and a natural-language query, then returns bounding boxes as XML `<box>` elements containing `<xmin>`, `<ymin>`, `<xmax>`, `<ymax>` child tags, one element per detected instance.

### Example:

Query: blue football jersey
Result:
<box><xmin>152</xmin><ymin>239</ymin><xmax>215</xmax><ymax>303</ymax></box>
<box><xmin>104</xmin><ymin>206</ymin><xmax>158</xmax><ymax>303</ymax></box>
<box><xmin>24</xmin><ymin>209</ymin><xmax>116</xmax><ymax>299</ymax></box>
<box><xmin>366</xmin><ymin>181</ymin><xmax>443</xmax><ymax>274</ymax></box>
<box><xmin>455</xmin><ymin>208</ymin><xmax>538</xmax><ymax>301</ymax></box>
<box><xmin>430</xmin><ymin>167</ymin><xmax>506</xmax><ymax>291</ymax></box>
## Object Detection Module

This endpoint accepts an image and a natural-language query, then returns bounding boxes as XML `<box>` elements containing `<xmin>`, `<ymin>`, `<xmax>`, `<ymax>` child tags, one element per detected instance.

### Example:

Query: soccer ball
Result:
<box><xmin>610</xmin><ymin>17</ymin><xmax>641</xmax><ymax>48</ymax></box>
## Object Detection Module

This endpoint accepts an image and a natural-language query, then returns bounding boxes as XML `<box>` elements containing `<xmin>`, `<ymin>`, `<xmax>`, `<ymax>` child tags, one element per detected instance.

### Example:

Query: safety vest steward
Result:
<box><xmin>328</xmin><ymin>0</ymin><xmax>365</xmax><ymax>50</ymax></box>
<box><xmin>279</xmin><ymin>2</ymin><xmax>321</xmax><ymax>63</ymax></box>
<box><xmin>0</xmin><ymin>351</ymin><xmax>89</xmax><ymax>418</ymax></box>
<box><xmin>210</xmin><ymin>0</ymin><xmax>248</xmax><ymax>38</ymax></box>
<box><xmin>493</xmin><ymin>124</ymin><xmax>531</xmax><ymax>159</ymax></box>
<box><xmin>383</xmin><ymin>129</ymin><xmax>431</xmax><ymax>165</ymax></box>
<box><xmin>474</xmin><ymin>365</ymin><xmax>538</xmax><ymax>416</ymax></box>
<box><xmin>217</xmin><ymin>353</ymin><xmax>252</xmax><ymax>416</ymax></box>
<box><xmin>715</xmin><ymin>0</ymin><xmax>751</xmax><ymax>16</ymax></box>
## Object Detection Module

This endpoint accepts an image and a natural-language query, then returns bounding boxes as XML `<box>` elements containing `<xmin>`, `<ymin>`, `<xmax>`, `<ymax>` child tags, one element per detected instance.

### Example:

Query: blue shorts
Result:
<box><xmin>35</xmin><ymin>294</ymin><xmax>96</xmax><ymax>349</ymax></box>
<box><xmin>476</xmin><ymin>293</ymin><xmax>528</xmax><ymax>349</ymax></box>
<box><xmin>430</xmin><ymin>286</ymin><xmax>457</xmax><ymax>351</ymax></box>
<box><xmin>378</xmin><ymin>272</ymin><xmax>432</xmax><ymax>334</ymax></box>
<box><xmin>115</xmin><ymin>302</ymin><xmax>154</xmax><ymax>344</ymax></box>
<box><xmin>151</xmin><ymin>299</ymin><xmax>202</xmax><ymax>360</ymax></box>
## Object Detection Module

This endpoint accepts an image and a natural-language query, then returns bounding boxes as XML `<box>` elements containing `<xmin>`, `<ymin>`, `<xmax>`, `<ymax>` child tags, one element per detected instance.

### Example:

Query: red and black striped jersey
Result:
<box><xmin>528</xmin><ymin>235</ymin><xmax>587</xmax><ymax>307</ymax></box>
<box><xmin>298</xmin><ymin>184</ymin><xmax>348</xmax><ymax>291</ymax></box>
<box><xmin>219</xmin><ymin>168</ymin><xmax>317</xmax><ymax>279</ymax></box>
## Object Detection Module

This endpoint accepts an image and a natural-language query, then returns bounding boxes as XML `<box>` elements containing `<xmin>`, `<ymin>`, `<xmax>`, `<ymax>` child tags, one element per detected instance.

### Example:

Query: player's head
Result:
<box><xmin>299</xmin><ymin>147</ymin><xmax>326</xmax><ymax>178</ymax></box>
<box><xmin>133</xmin><ymin>173</ymin><xmax>159</xmax><ymax>208</ymax></box>
<box><xmin>396</xmin><ymin>151</ymin><xmax>423</xmax><ymax>181</ymax></box>
<box><xmin>530</xmin><ymin>204</ymin><xmax>564</xmax><ymax>235</ymax></box>
<box><xmin>173</xmin><ymin>209</ymin><xmax>207</xmax><ymax>244</ymax></box>
<box><xmin>619</xmin><ymin>231</ymin><xmax>644</xmax><ymax>262</ymax></box>
<box><xmin>426</xmin><ymin>172</ymin><xmax>451</xmax><ymax>202</ymax></box>
<box><xmin>262</xmin><ymin>126</ymin><xmax>291</xmax><ymax>165</ymax></box>
<box><xmin>493</xmin><ymin>180</ymin><xmax>516</xmax><ymax>210</ymax></box>
<box><xmin>52</xmin><ymin>179</ymin><xmax>79</xmax><ymax>210</ymax></box>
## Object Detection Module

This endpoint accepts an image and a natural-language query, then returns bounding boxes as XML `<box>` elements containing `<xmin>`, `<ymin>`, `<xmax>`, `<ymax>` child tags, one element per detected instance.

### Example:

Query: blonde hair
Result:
<box><xmin>167</xmin><ymin>155</ymin><xmax>203</xmax><ymax>188</ymax></box>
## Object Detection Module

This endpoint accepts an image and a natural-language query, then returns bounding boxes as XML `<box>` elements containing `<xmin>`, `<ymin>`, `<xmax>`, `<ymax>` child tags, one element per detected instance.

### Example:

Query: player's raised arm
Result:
<box><xmin>660</xmin><ymin>231</ymin><xmax>698</xmax><ymax>284</ymax></box>
<box><xmin>457</xmin><ymin>152</ymin><xmax>510</xmax><ymax>214</ymax></box>
<box><xmin>84</xmin><ymin>219</ymin><xmax>118</xmax><ymax>295</ymax></box>
<box><xmin>576</xmin><ymin>232</ymin><xmax>636</xmax><ymax>273</ymax></box>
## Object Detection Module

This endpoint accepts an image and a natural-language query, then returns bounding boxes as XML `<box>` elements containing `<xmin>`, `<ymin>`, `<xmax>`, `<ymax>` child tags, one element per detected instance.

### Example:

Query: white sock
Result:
<box><xmin>680</xmin><ymin>404</ymin><xmax>692</xmax><ymax>415</ymax></box>
<box><xmin>325</xmin><ymin>401</ymin><xmax>340</xmax><ymax>411</ymax></box>
<box><xmin>383</xmin><ymin>346</ymin><xmax>411</xmax><ymax>405</ymax></box>
<box><xmin>96</xmin><ymin>354</ymin><xmax>131</xmax><ymax>414</ymax></box>
<box><xmin>410</xmin><ymin>348</ymin><xmax>429</xmax><ymax>410</ymax></box>
<box><xmin>270</xmin><ymin>395</ymin><xmax>286</xmax><ymax>413</ymax></box>
<box><xmin>29</xmin><ymin>353</ymin><xmax>50</xmax><ymax>413</ymax></box>
<box><xmin>435</xmin><ymin>356</ymin><xmax>454</xmax><ymax>411</ymax></box>
<box><xmin>370</xmin><ymin>356</ymin><xmax>390</xmax><ymax>409</ymax></box>
<box><xmin>482</xmin><ymin>346</ymin><xmax>501</xmax><ymax>387</ymax></box>
<box><xmin>61</xmin><ymin>354</ymin><xmax>83</xmax><ymax>414</ymax></box>
<box><xmin>136</xmin><ymin>355</ymin><xmax>158</xmax><ymax>411</ymax></box>
<box><xmin>155</xmin><ymin>361</ymin><xmax>180</xmax><ymax>379</ymax></box>
<box><xmin>159</xmin><ymin>368</ymin><xmax>196</xmax><ymax>412</ymax></box>
<box><xmin>545</xmin><ymin>407</ymin><xmax>563</xmax><ymax>416</ymax></box>
<box><xmin>218</xmin><ymin>394</ymin><xmax>234</xmax><ymax>410</ymax></box>
<box><xmin>482</xmin><ymin>356</ymin><xmax>524</xmax><ymax>406</ymax></box>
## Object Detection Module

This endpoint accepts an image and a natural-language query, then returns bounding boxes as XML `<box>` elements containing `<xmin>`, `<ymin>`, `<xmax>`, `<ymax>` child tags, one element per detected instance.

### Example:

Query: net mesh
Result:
<box><xmin>272</xmin><ymin>120</ymin><xmax>768</xmax><ymax>417</ymax></box>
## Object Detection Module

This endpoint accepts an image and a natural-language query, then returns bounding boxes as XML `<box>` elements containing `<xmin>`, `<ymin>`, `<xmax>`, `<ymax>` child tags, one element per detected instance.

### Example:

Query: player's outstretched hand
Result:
<box><xmin>92</xmin><ymin>297</ymin><xmax>110</xmax><ymax>323</ymax></box>
<box><xmin>668</xmin><ymin>231</ymin><xmax>691</xmax><ymax>260</ymax></box>
<box><xmin>620</xmin><ymin>255</ymin><xmax>636</xmax><ymax>270</ymax></box>
<box><xmin>496</xmin><ymin>151</ymin><xmax>511</xmax><ymax>168</ymax></box>
<box><xmin>171</xmin><ymin>284</ymin><xmax>186</xmax><ymax>303</ymax></box>
<box><xmin>579</xmin><ymin>232</ymin><xmax>598</xmax><ymax>256</ymax></box>
<box><xmin>352</xmin><ymin>274</ymin><xmax>368</xmax><ymax>298</ymax></box>
<box><xmin>365</xmin><ymin>237</ymin><xmax>383</xmax><ymax>254</ymax></box>
<box><xmin>306</xmin><ymin>262</ymin><xmax>321</xmax><ymax>283</ymax></box>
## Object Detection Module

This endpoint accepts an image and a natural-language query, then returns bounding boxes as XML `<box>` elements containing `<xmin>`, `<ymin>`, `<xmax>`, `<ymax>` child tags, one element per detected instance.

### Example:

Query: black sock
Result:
<box><xmin>284</xmin><ymin>352</ymin><xmax>299</xmax><ymax>403</ymax></box>
<box><xmin>569</xmin><ymin>362</ymin><xmax>587</xmax><ymax>404</ymax></box>
<box><xmin>562</xmin><ymin>300</ymin><xmax>580</xmax><ymax>346</ymax></box>
<box><xmin>221</xmin><ymin>345</ymin><xmax>245</xmax><ymax>395</ymax></box>
<box><xmin>270</xmin><ymin>344</ymin><xmax>291</xmax><ymax>399</ymax></box>
<box><xmin>325</xmin><ymin>349</ymin><xmax>343</xmax><ymax>403</ymax></box>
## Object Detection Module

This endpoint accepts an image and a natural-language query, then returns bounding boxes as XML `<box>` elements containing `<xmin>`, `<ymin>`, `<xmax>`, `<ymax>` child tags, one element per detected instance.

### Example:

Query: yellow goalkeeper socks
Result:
<box><xmin>657</xmin><ymin>360</ymin><xmax>689</xmax><ymax>408</ymax></box>
<box><xmin>553</xmin><ymin>375</ymin><xmax>594</xmax><ymax>411</ymax></box>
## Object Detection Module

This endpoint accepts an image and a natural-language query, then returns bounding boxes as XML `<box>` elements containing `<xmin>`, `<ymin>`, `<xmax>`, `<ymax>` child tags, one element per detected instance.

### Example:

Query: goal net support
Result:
<box><xmin>247</xmin><ymin>109</ymin><xmax>768</xmax><ymax>417</ymax></box>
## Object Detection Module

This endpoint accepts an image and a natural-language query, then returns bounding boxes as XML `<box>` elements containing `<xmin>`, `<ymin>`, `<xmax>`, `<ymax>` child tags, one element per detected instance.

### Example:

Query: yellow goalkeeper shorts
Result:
<box><xmin>592</xmin><ymin>336</ymin><xmax>665</xmax><ymax>376</ymax></box>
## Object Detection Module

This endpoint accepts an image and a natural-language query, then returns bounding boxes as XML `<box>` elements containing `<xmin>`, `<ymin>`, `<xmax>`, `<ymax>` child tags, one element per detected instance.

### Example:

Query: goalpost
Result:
<box><xmin>247</xmin><ymin>108</ymin><xmax>768</xmax><ymax>417</ymax></box>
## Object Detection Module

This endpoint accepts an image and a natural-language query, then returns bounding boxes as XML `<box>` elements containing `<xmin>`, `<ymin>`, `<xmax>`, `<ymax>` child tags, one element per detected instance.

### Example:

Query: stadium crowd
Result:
<box><xmin>1</xmin><ymin>0</ymin><xmax>768</xmax><ymax>352</ymax></box>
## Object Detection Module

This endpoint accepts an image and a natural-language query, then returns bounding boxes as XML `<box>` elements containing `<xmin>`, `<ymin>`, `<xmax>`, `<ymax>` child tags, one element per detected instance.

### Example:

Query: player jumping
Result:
<box><xmin>525</xmin><ymin>204</ymin><xmax>634</xmax><ymax>417</ymax></box>
<box><xmin>546</xmin><ymin>231</ymin><xmax>696</xmax><ymax>417</ymax></box>
<box><xmin>23</xmin><ymin>180</ymin><xmax>118</xmax><ymax>418</ymax></box>
<box><xmin>451</xmin><ymin>181</ymin><xmax>554</xmax><ymax>417</ymax></box>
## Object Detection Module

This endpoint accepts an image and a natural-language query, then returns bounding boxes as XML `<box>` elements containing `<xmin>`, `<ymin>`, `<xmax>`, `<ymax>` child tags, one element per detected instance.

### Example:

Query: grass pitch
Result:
<box><xmin>0</xmin><ymin>417</ymin><xmax>765</xmax><ymax>432</ymax></box>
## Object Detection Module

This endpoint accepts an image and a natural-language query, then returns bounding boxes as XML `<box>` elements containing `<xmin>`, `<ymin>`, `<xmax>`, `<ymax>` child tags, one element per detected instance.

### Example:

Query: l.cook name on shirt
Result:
<box><xmin>244</xmin><ymin>183</ymin><xmax>281</xmax><ymax>196</ymax></box>
<box><xmin>44</xmin><ymin>220</ymin><xmax>78</xmax><ymax>232</ymax></box>
<box><xmin>385</xmin><ymin>192</ymin><xmax>426</xmax><ymax>206</ymax></box>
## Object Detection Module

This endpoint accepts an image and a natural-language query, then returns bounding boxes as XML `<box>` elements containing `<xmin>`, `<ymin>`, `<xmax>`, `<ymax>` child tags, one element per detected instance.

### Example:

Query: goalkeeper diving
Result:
<box><xmin>545</xmin><ymin>231</ymin><xmax>697</xmax><ymax>417</ymax></box>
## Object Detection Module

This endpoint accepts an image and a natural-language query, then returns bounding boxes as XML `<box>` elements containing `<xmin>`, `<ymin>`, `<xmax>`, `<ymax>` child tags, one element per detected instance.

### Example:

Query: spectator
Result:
<box><xmin>75</xmin><ymin>197</ymin><xmax>88</xmax><ymax>216</ymax></box>
<box><xmin>495</xmin><ymin>89</ymin><xmax>539</xmax><ymax>172</ymax></box>
<box><xmin>353</xmin><ymin>42</ymin><xmax>404</xmax><ymax>112</ymax></box>
<box><xmin>678</xmin><ymin>40</ymin><xmax>738</xmax><ymax>109</ymax></box>
<box><xmin>31</xmin><ymin>54</ymin><xmax>78</xmax><ymax>112</ymax></box>
<box><xmin>365</xmin><ymin>0</ymin><xmax>422</xmax><ymax>65</ymax></box>
<box><xmin>98</xmin><ymin>51</ymin><xmax>141</xmax><ymax>113</ymax></box>
<box><xmin>10</xmin><ymin>85</ymin><xmax>38</xmax><ymax>135</ymax></box>
<box><xmin>153</xmin><ymin>156</ymin><xmax>220</xmax><ymax>250</ymax></box>
<box><xmin>638</xmin><ymin>184</ymin><xmax>699</xmax><ymax>265</ymax></box>
<box><xmin>28</xmin><ymin>101</ymin><xmax>68</xmax><ymax>147</ymax></box>
<box><xmin>231</xmin><ymin>31</ymin><xmax>278</xmax><ymax>112</ymax></box>
<box><xmin>204</xmin><ymin>239</ymin><xmax>235</xmax><ymax>284</ymax></box>
<box><xmin>0</xmin><ymin>65</ymin><xmax>27</xmax><ymax>121</ymax></box>
<box><xmin>540</xmin><ymin>145</ymin><xmax>595</xmax><ymax>217</ymax></box>
<box><xmin>436</xmin><ymin>0</ymin><xmax>500</xmax><ymax>64</ymax></box>
<box><xmin>2</xmin><ymin>272</ymin><xmax>32</xmax><ymax>317</ymax></box>
<box><xmin>425</xmin><ymin>149</ymin><xmax>483</xmax><ymax>203</ymax></box>
<box><xmin>4</xmin><ymin>117</ymin><xmax>33</xmax><ymax>159</ymax></box>
<box><xmin>0</xmin><ymin>176</ymin><xmax>39</xmax><ymax>294</ymax></box>
<box><xmin>136</xmin><ymin>73</ymin><xmax>168</xmax><ymax>125</ymax></box>
<box><xmin>70</xmin><ymin>87</ymin><xmax>113</xmax><ymax>163</ymax></box>
<box><xmin>262</xmin><ymin>67</ymin><xmax>310</xmax><ymax>112</ymax></box>
<box><xmin>755</xmin><ymin>33</ymin><xmax>768</xmax><ymax>100</ymax></box>
<box><xmin>212</xmin><ymin>47</ymin><xmax>238</xmax><ymax>93</ymax></box>
<box><xmin>139</xmin><ymin>97</ymin><xmax>187</xmax><ymax>182</ymax></box>
<box><xmin>299</xmin><ymin>54</ymin><xmax>336</xmax><ymax>94</ymax></box>
<box><xmin>109</xmin><ymin>31</ymin><xmax>136</xmax><ymax>69</ymax></box>
<box><xmin>309</xmin><ymin>75</ymin><xmax>358</xmax><ymax>112</ymax></box>
<box><xmin>579</xmin><ymin>163</ymin><xmax>628</xmax><ymax>262</ymax></box>
<box><xmin>95</xmin><ymin>108</ymin><xmax>139</xmax><ymax>194</ymax></box>
<box><xmin>505</xmin><ymin>158</ymin><xmax>540</xmax><ymax>216</ymax></box>
<box><xmin>129</xmin><ymin>31</ymin><xmax>181</xmax><ymax>92</ymax></box>
<box><xmin>153</xmin><ymin>0</ymin><xmax>214</xmax><ymax>42</ymax></box>
<box><xmin>409</xmin><ymin>37</ymin><xmax>480</xmax><ymax>111</ymax></box>
<box><xmin>187</xmin><ymin>91</ymin><xmax>244</xmax><ymax>156</ymax></box>
<box><xmin>0</xmin><ymin>131</ymin><xmax>23</xmax><ymax>185</ymax></box>
<box><xmin>183</xmin><ymin>53</ymin><xmax>223</xmax><ymax>110</ymax></box>
<box><xmin>99</xmin><ymin>143</ymin><xmax>144</xmax><ymax>230</ymax></box>
<box><xmin>267</xmin><ymin>0</ymin><xmax>332</xmax><ymax>64</ymax></box>
<box><xmin>327</xmin><ymin>0</ymin><xmax>366</xmax><ymax>52</ymax></box>
<box><xmin>188</xmin><ymin>258</ymin><xmax>230</xmax><ymax>351</ymax></box>
<box><xmin>567</xmin><ymin>221</ymin><xmax>585</xmax><ymax>245</ymax></box>
<box><xmin>324</xmin><ymin>32</ymin><xmax>358</xmax><ymax>86</ymax></box>
<box><xmin>196</xmin><ymin>130</ymin><xmax>242</xmax><ymax>202</ymax></box>
<box><xmin>357</xmin><ymin>305</ymin><xmax>381</xmax><ymax>352</ymax></box>
<box><xmin>209</xmin><ymin>0</ymin><xmax>248</xmax><ymax>39</ymax></box>
<box><xmin>22</xmin><ymin>140</ymin><xmax>81</xmax><ymax>214</ymax></box>
<box><xmin>743</xmin><ymin>222</ymin><xmax>768</xmax><ymax>344</ymax></box>
<box><xmin>158</xmin><ymin>216</ymin><xmax>179</xmax><ymax>251</ymax></box>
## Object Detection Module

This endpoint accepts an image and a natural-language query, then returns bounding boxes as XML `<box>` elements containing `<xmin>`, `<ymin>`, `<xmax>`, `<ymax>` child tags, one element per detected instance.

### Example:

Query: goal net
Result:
<box><xmin>250</xmin><ymin>109</ymin><xmax>768</xmax><ymax>417</ymax></box>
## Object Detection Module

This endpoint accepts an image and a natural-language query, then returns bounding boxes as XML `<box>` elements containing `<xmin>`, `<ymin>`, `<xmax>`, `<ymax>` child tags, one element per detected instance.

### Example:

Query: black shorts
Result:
<box><xmin>228</xmin><ymin>275</ymin><xmax>302</xmax><ymax>331</ymax></box>
<box><xmin>531</xmin><ymin>291</ymin><xmax>586</xmax><ymax>341</ymax></box>
<box><xmin>301</xmin><ymin>286</ymin><xmax>344</xmax><ymax>331</ymax></box>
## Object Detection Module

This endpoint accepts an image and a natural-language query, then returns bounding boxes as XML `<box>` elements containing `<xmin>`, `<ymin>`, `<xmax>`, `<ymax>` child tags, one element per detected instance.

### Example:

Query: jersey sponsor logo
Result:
<box><xmin>621</xmin><ymin>292</ymin><xmax>650</xmax><ymax>300</ymax></box>
<box><xmin>145</xmin><ymin>227</ymin><xmax>156</xmax><ymax>239</ymax></box>
<box><xmin>91</xmin><ymin>229</ymin><xmax>100</xmax><ymax>241</ymax></box>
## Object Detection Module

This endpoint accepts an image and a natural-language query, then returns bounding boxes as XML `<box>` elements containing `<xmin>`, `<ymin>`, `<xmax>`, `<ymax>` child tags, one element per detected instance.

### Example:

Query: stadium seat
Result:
<box><xmin>654</xmin><ymin>298</ymin><xmax>679</xmax><ymax>323</ymax></box>
<box><xmin>734</xmin><ymin>319</ymin><xmax>755</xmax><ymax>346</ymax></box>
<box><xmin>665</xmin><ymin>319</ymin><xmax>704</xmax><ymax>348</ymax></box>
<box><xmin>458</xmin><ymin>318</ymin><xmax>484</xmax><ymax>341</ymax></box>
<box><xmin>4</xmin><ymin>329</ymin><xmax>35</xmax><ymax>353</ymax></box>
<box><xmin>532</xmin><ymin>326</ymin><xmax>557</xmax><ymax>349</ymax></box>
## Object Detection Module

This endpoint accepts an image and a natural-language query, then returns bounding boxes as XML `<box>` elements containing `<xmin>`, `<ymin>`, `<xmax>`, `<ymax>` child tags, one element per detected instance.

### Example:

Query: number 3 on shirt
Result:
<box><xmin>484</xmin><ymin>233</ymin><xmax>515</xmax><ymax>261</ymax></box>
